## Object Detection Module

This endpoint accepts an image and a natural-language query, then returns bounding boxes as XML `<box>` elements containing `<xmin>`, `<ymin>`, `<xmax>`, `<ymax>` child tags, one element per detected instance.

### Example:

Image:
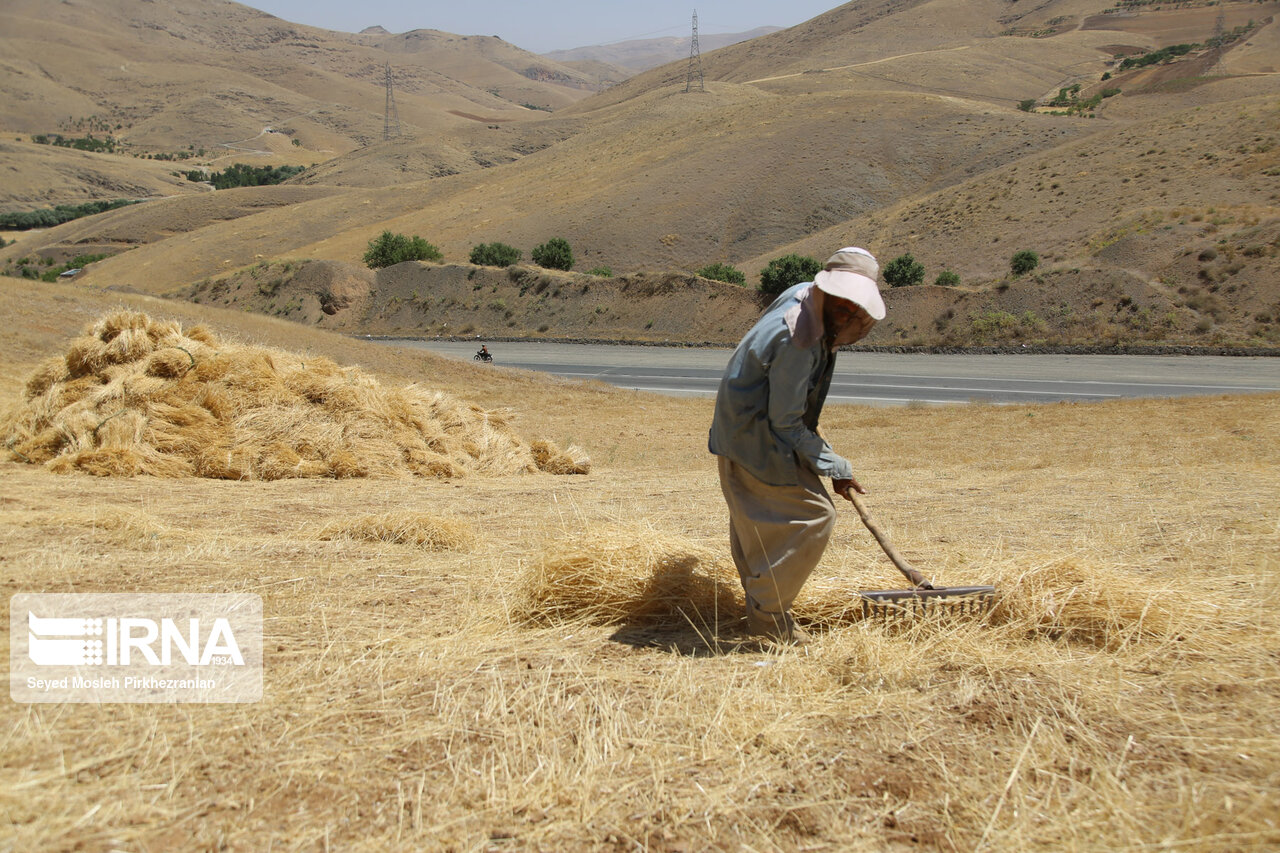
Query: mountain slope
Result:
<box><xmin>0</xmin><ymin>138</ymin><xmax>209</xmax><ymax>210</ymax></box>
<box><xmin>2</xmin><ymin>0</ymin><xmax>1277</xmax><ymax>348</ymax></box>
<box><xmin>544</xmin><ymin>27</ymin><xmax>782</xmax><ymax>73</ymax></box>
<box><xmin>7</xmin><ymin>80</ymin><xmax>1097</xmax><ymax>292</ymax></box>
<box><xmin>0</xmin><ymin>0</ymin><xmax>599</xmax><ymax>162</ymax></box>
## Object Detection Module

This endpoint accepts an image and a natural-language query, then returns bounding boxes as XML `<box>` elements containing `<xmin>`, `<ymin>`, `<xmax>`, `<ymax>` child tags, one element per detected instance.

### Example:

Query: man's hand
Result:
<box><xmin>832</xmin><ymin>477</ymin><xmax>867</xmax><ymax>502</ymax></box>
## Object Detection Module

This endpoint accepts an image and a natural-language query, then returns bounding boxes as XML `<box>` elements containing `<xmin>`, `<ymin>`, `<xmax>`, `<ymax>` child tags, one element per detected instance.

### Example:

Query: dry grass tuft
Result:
<box><xmin>797</xmin><ymin>557</ymin><xmax>1197</xmax><ymax>650</ymax></box>
<box><xmin>1</xmin><ymin>383</ymin><xmax>1276</xmax><ymax>851</ymax></box>
<box><xmin>986</xmin><ymin>557</ymin><xmax>1196</xmax><ymax>650</ymax></box>
<box><xmin>1</xmin><ymin>309</ymin><xmax>590</xmax><ymax>481</ymax></box>
<box><xmin>2</xmin><ymin>284</ymin><xmax>1276</xmax><ymax>850</ymax></box>
<box><xmin>509</xmin><ymin>532</ymin><xmax>1201</xmax><ymax>657</ymax></box>
<box><xmin>317</xmin><ymin>512</ymin><xmax>475</xmax><ymax>551</ymax></box>
<box><xmin>512</xmin><ymin>523</ymin><xmax>741</xmax><ymax>627</ymax></box>
<box><xmin>529</xmin><ymin>438</ymin><xmax>591</xmax><ymax>475</ymax></box>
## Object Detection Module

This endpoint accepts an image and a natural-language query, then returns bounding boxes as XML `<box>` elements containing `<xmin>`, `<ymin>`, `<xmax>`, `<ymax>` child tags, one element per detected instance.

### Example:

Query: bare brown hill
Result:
<box><xmin>293</xmin><ymin>117</ymin><xmax>586</xmax><ymax>189</ymax></box>
<box><xmin>0</xmin><ymin>0</ymin><xmax>600</xmax><ymax>183</ymax></box>
<box><xmin>170</xmin><ymin>253</ymin><xmax>1278</xmax><ymax>349</ymax></box>
<box><xmin>0</xmin><ymin>138</ymin><xmax>209</xmax><ymax>211</ymax></box>
<box><xmin>3</xmin><ymin>82</ymin><xmax>1099</xmax><ymax>293</ymax></box>
<box><xmin>544</xmin><ymin>27</ymin><xmax>783</xmax><ymax>73</ymax></box>
<box><xmin>752</xmin><ymin>88</ymin><xmax>1280</xmax><ymax>345</ymax></box>
<box><xmin>178</xmin><ymin>260</ymin><xmax>763</xmax><ymax>343</ymax></box>
<box><xmin>1</xmin><ymin>0</ymin><xmax>1277</xmax><ymax>349</ymax></box>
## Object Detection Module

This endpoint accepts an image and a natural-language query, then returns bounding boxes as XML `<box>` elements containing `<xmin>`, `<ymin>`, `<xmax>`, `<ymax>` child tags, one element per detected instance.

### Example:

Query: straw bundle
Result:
<box><xmin>987</xmin><ymin>557</ymin><xmax>1195</xmax><ymax>650</ymax></box>
<box><xmin>318</xmin><ymin>512</ymin><xmax>475</xmax><ymax>551</ymax></box>
<box><xmin>2</xmin><ymin>310</ymin><xmax>590</xmax><ymax>480</ymax></box>
<box><xmin>529</xmin><ymin>439</ymin><xmax>592</xmax><ymax>475</ymax></box>
<box><xmin>512</xmin><ymin>524</ymin><xmax>741</xmax><ymax>626</ymax></box>
<box><xmin>512</xmin><ymin>531</ymin><xmax>1187</xmax><ymax>648</ymax></box>
<box><xmin>794</xmin><ymin>556</ymin><xmax>1195</xmax><ymax>649</ymax></box>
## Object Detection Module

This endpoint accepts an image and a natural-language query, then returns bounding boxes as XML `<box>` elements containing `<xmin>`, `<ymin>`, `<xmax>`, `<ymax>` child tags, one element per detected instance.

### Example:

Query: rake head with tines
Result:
<box><xmin>848</xmin><ymin>493</ymin><xmax>996</xmax><ymax>620</ymax></box>
<box><xmin>859</xmin><ymin>586</ymin><xmax>997</xmax><ymax>620</ymax></box>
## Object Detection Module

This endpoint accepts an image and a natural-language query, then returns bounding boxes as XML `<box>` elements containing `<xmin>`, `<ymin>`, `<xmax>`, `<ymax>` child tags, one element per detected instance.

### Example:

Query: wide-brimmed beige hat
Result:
<box><xmin>814</xmin><ymin>247</ymin><xmax>885</xmax><ymax>320</ymax></box>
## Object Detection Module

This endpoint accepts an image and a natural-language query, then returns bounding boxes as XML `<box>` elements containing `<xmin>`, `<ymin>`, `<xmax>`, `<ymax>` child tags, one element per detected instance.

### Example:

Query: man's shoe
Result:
<box><xmin>746</xmin><ymin>607</ymin><xmax>812</xmax><ymax>646</ymax></box>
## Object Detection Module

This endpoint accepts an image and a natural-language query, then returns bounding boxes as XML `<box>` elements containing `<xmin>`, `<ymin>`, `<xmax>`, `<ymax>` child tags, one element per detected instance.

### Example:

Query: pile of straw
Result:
<box><xmin>2</xmin><ymin>310</ymin><xmax>590</xmax><ymax>480</ymax></box>
<box><xmin>317</xmin><ymin>512</ymin><xmax>475</xmax><ymax>551</ymax></box>
<box><xmin>512</xmin><ymin>524</ymin><xmax>742</xmax><ymax>627</ymax></box>
<box><xmin>984</xmin><ymin>557</ymin><xmax>1195</xmax><ymax>649</ymax></box>
<box><xmin>515</xmin><ymin>525</ymin><xmax>1192</xmax><ymax>653</ymax></box>
<box><xmin>798</xmin><ymin>558</ymin><xmax>1194</xmax><ymax>646</ymax></box>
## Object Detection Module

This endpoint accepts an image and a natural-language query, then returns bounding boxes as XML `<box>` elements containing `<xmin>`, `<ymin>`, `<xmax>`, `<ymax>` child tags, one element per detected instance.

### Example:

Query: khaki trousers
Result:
<box><xmin>717</xmin><ymin>455</ymin><xmax>836</xmax><ymax>618</ymax></box>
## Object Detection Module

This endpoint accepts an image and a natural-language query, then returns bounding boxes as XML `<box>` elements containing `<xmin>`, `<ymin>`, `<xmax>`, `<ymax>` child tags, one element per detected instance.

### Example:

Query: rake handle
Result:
<box><xmin>848</xmin><ymin>493</ymin><xmax>933</xmax><ymax>589</ymax></box>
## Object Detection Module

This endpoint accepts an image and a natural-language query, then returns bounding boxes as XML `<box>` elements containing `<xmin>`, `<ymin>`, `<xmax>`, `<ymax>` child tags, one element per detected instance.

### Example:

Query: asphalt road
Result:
<box><xmin>388</xmin><ymin>341</ymin><xmax>1280</xmax><ymax>406</ymax></box>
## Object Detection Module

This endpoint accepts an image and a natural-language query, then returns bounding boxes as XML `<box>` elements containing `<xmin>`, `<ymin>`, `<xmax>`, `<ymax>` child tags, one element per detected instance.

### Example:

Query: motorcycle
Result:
<box><xmin>474</xmin><ymin>349</ymin><xmax>493</xmax><ymax>363</ymax></box>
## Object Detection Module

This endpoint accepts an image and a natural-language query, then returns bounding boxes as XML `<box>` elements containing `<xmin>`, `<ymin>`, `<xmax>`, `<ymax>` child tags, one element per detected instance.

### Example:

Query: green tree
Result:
<box><xmin>363</xmin><ymin>231</ymin><xmax>443</xmax><ymax>269</ymax></box>
<box><xmin>469</xmin><ymin>242</ymin><xmax>522</xmax><ymax>267</ymax></box>
<box><xmin>1049</xmin><ymin>84</ymin><xmax>1082</xmax><ymax>107</ymax></box>
<box><xmin>935</xmin><ymin>269</ymin><xmax>961</xmax><ymax>287</ymax></box>
<box><xmin>1017</xmin><ymin>99</ymin><xmax>1037</xmax><ymax>112</ymax></box>
<box><xmin>697</xmin><ymin>262</ymin><xmax>746</xmax><ymax>285</ymax></box>
<box><xmin>1010</xmin><ymin>250</ymin><xmax>1040</xmax><ymax>277</ymax></box>
<box><xmin>758</xmin><ymin>254</ymin><xmax>821</xmax><ymax>297</ymax></box>
<box><xmin>0</xmin><ymin>199</ymin><xmax>140</xmax><ymax>231</ymax></box>
<box><xmin>531</xmin><ymin>237</ymin><xmax>574</xmax><ymax>271</ymax></box>
<box><xmin>207</xmin><ymin>163</ymin><xmax>305</xmax><ymax>190</ymax></box>
<box><xmin>883</xmin><ymin>253</ymin><xmax>925</xmax><ymax>288</ymax></box>
<box><xmin>1119</xmin><ymin>43</ymin><xmax>1195</xmax><ymax>71</ymax></box>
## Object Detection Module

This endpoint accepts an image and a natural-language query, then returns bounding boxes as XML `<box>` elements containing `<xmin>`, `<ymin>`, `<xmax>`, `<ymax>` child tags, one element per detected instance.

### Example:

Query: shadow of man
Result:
<box><xmin>606</xmin><ymin>554</ymin><xmax>754</xmax><ymax>657</ymax></box>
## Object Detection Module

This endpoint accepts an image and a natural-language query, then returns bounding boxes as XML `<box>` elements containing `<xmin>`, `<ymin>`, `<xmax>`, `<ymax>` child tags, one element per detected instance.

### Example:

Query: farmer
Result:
<box><xmin>709</xmin><ymin>247</ymin><xmax>885</xmax><ymax>645</ymax></box>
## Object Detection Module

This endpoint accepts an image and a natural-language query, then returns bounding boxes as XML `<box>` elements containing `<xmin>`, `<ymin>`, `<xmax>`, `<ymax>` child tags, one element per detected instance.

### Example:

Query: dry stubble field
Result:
<box><xmin>0</xmin><ymin>288</ymin><xmax>1278</xmax><ymax>851</ymax></box>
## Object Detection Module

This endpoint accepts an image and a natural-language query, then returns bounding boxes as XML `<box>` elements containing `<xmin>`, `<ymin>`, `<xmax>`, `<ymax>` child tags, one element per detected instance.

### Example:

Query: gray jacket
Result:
<box><xmin>708</xmin><ymin>283</ymin><xmax>854</xmax><ymax>486</ymax></box>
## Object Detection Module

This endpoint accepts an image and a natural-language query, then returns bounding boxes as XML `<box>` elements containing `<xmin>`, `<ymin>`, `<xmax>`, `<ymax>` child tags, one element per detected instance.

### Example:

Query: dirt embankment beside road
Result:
<box><xmin>176</xmin><ymin>255</ymin><xmax>1280</xmax><ymax>351</ymax></box>
<box><xmin>181</xmin><ymin>260</ymin><xmax>764</xmax><ymax>345</ymax></box>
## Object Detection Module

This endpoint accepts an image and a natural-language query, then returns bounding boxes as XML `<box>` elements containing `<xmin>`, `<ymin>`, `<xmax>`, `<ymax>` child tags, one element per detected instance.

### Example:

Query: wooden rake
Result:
<box><xmin>849</xmin><ymin>493</ymin><xmax>995</xmax><ymax>621</ymax></box>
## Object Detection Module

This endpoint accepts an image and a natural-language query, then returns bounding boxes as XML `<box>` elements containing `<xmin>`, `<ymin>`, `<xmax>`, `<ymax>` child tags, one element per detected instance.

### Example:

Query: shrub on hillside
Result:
<box><xmin>1049</xmin><ymin>84</ymin><xmax>1082</xmax><ymax>108</ymax></box>
<box><xmin>1018</xmin><ymin>99</ymin><xmax>1037</xmax><ymax>112</ymax></box>
<box><xmin>758</xmin><ymin>254</ymin><xmax>821</xmax><ymax>298</ymax></box>
<box><xmin>32</xmin><ymin>134</ymin><xmax>115</xmax><ymax>153</ymax></box>
<box><xmin>0</xmin><ymin>199</ymin><xmax>140</xmax><ymax>231</ymax></box>
<box><xmin>37</xmin><ymin>253</ymin><xmax>110</xmax><ymax>283</ymax></box>
<box><xmin>363</xmin><ymin>231</ymin><xmax>443</xmax><ymax>269</ymax></box>
<box><xmin>1011</xmin><ymin>250</ymin><xmax>1040</xmax><ymax>277</ymax></box>
<box><xmin>883</xmin><ymin>253</ymin><xmax>925</xmax><ymax>288</ymax></box>
<box><xmin>532</xmin><ymin>237</ymin><xmax>574</xmax><ymax>271</ymax></box>
<box><xmin>1119</xmin><ymin>43</ymin><xmax>1195</xmax><ymax>71</ymax></box>
<box><xmin>587</xmin><ymin>266</ymin><xmax>612</xmax><ymax>277</ymax></box>
<box><xmin>207</xmin><ymin>163</ymin><xmax>306</xmax><ymax>190</ymax></box>
<box><xmin>470</xmin><ymin>242</ymin><xmax>522</xmax><ymax>267</ymax></box>
<box><xmin>935</xmin><ymin>269</ymin><xmax>961</xmax><ymax>287</ymax></box>
<box><xmin>697</xmin><ymin>263</ymin><xmax>746</xmax><ymax>285</ymax></box>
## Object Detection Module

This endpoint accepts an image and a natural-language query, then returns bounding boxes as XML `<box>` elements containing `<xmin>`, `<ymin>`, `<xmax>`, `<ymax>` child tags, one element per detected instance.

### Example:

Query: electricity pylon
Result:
<box><xmin>685</xmin><ymin>10</ymin><xmax>704</xmax><ymax>93</ymax></box>
<box><xmin>383</xmin><ymin>63</ymin><xmax>400</xmax><ymax>140</ymax></box>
